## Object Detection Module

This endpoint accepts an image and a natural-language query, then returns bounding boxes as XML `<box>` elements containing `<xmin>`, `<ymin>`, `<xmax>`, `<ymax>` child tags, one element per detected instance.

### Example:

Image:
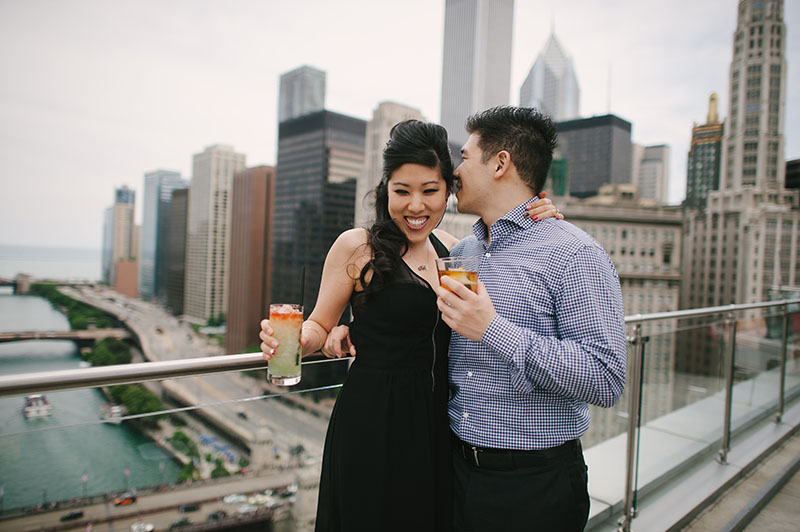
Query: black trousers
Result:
<box><xmin>452</xmin><ymin>439</ymin><xmax>590</xmax><ymax>532</ymax></box>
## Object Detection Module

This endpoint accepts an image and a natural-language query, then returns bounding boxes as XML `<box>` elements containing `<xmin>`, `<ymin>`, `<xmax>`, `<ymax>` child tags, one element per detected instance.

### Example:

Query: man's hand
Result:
<box><xmin>321</xmin><ymin>324</ymin><xmax>356</xmax><ymax>358</ymax></box>
<box><xmin>435</xmin><ymin>277</ymin><xmax>497</xmax><ymax>341</ymax></box>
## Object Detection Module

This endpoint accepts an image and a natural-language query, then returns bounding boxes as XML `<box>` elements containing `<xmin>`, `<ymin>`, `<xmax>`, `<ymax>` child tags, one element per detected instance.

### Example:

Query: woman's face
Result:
<box><xmin>387</xmin><ymin>163</ymin><xmax>449</xmax><ymax>245</ymax></box>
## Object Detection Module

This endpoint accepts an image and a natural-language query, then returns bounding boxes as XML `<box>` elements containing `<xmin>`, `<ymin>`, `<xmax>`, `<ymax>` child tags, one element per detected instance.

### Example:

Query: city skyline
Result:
<box><xmin>1</xmin><ymin>0</ymin><xmax>799</xmax><ymax>249</ymax></box>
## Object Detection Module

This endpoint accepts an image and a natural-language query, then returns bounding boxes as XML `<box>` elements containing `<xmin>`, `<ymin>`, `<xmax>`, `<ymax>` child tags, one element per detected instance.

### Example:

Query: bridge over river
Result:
<box><xmin>0</xmin><ymin>328</ymin><xmax>130</xmax><ymax>345</ymax></box>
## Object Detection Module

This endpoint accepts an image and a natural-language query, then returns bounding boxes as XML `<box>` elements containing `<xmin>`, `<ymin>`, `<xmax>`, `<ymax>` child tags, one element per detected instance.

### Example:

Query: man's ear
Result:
<box><xmin>494</xmin><ymin>150</ymin><xmax>511</xmax><ymax>178</ymax></box>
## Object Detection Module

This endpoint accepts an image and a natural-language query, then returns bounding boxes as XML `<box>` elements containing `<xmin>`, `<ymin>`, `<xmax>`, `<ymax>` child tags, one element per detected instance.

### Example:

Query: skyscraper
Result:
<box><xmin>279</xmin><ymin>65</ymin><xmax>326</xmax><ymax>123</ymax></box>
<box><xmin>685</xmin><ymin>94</ymin><xmax>724</xmax><ymax>211</ymax></box>
<box><xmin>519</xmin><ymin>31</ymin><xmax>580</xmax><ymax>121</ymax></box>
<box><xmin>271</xmin><ymin>111</ymin><xmax>365</xmax><ymax>315</ymax></box>
<box><xmin>355</xmin><ymin>101</ymin><xmax>425</xmax><ymax>228</ymax></box>
<box><xmin>226</xmin><ymin>165</ymin><xmax>276</xmax><ymax>355</ymax></box>
<box><xmin>440</xmin><ymin>0</ymin><xmax>514</xmax><ymax>145</ymax></box>
<box><xmin>139</xmin><ymin>169</ymin><xmax>188</xmax><ymax>301</ymax></box>
<box><xmin>166</xmin><ymin>188</ymin><xmax>188</xmax><ymax>316</ymax></box>
<box><xmin>556</xmin><ymin>114</ymin><xmax>633</xmax><ymax>198</ymax></box>
<box><xmin>632</xmin><ymin>144</ymin><xmax>670</xmax><ymax>205</ymax></box>
<box><xmin>680</xmin><ymin>0</ymin><xmax>797</xmax><ymax>375</ymax></box>
<box><xmin>102</xmin><ymin>186</ymin><xmax>137</xmax><ymax>286</ymax></box>
<box><xmin>184</xmin><ymin>144</ymin><xmax>246</xmax><ymax>323</ymax></box>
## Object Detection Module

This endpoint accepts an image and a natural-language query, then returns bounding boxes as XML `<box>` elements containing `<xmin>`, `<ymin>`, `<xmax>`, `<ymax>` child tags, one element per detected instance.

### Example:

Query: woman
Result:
<box><xmin>260</xmin><ymin>120</ymin><xmax>560</xmax><ymax>531</ymax></box>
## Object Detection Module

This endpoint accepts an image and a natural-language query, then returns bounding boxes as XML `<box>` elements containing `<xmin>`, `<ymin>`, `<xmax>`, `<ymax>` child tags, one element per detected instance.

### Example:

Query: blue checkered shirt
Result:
<box><xmin>448</xmin><ymin>198</ymin><xmax>627</xmax><ymax>450</ymax></box>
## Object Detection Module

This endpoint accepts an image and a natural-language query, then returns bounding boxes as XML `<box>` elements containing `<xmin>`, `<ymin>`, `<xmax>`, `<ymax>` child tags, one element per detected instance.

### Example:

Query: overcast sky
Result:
<box><xmin>1</xmin><ymin>0</ymin><xmax>798</xmax><ymax>249</ymax></box>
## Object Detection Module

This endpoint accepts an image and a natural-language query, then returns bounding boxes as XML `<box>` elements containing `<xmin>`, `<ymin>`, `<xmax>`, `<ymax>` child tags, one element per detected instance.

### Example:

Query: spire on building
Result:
<box><xmin>706</xmin><ymin>93</ymin><xmax>719</xmax><ymax>125</ymax></box>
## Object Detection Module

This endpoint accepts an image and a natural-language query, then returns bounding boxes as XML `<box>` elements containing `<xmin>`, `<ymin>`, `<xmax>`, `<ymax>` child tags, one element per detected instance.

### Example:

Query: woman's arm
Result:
<box><xmin>260</xmin><ymin>228</ymin><xmax>369</xmax><ymax>358</ymax></box>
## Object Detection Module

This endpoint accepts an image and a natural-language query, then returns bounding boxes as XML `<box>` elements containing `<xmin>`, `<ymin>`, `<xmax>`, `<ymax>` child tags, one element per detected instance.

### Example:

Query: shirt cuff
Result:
<box><xmin>482</xmin><ymin>313</ymin><xmax>525</xmax><ymax>362</ymax></box>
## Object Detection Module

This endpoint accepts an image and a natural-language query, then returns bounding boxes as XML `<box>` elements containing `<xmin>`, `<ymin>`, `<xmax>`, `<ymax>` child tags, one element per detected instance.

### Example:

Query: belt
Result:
<box><xmin>453</xmin><ymin>437</ymin><xmax>579</xmax><ymax>470</ymax></box>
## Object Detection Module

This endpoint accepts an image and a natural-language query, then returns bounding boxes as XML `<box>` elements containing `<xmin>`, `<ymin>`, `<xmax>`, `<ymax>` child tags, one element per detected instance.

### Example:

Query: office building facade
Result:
<box><xmin>685</xmin><ymin>94</ymin><xmax>724</xmax><ymax>211</ymax></box>
<box><xmin>556</xmin><ymin>115</ymin><xmax>633</xmax><ymax>198</ymax></box>
<box><xmin>139</xmin><ymin>169</ymin><xmax>188</xmax><ymax>300</ymax></box>
<box><xmin>519</xmin><ymin>32</ymin><xmax>580</xmax><ymax>121</ymax></box>
<box><xmin>440</xmin><ymin>0</ymin><xmax>514</xmax><ymax>146</ymax></box>
<box><xmin>184</xmin><ymin>145</ymin><xmax>246</xmax><ymax>323</ymax></box>
<box><xmin>632</xmin><ymin>144</ymin><xmax>670</xmax><ymax>205</ymax></box>
<box><xmin>279</xmin><ymin>65</ymin><xmax>326</xmax><ymax>123</ymax></box>
<box><xmin>355</xmin><ymin>102</ymin><xmax>425</xmax><ymax>228</ymax></box>
<box><xmin>166</xmin><ymin>188</ymin><xmax>188</xmax><ymax>316</ymax></box>
<box><xmin>271</xmin><ymin>111</ymin><xmax>365</xmax><ymax>315</ymax></box>
<box><xmin>226</xmin><ymin>166</ymin><xmax>276</xmax><ymax>355</ymax></box>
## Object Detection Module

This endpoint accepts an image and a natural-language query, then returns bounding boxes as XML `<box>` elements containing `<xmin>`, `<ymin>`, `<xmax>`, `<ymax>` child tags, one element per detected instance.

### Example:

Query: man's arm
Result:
<box><xmin>437</xmin><ymin>245</ymin><xmax>626</xmax><ymax>407</ymax></box>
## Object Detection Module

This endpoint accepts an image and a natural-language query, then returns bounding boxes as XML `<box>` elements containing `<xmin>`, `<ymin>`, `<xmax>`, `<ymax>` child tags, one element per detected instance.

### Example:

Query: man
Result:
<box><xmin>435</xmin><ymin>106</ymin><xmax>626</xmax><ymax>532</ymax></box>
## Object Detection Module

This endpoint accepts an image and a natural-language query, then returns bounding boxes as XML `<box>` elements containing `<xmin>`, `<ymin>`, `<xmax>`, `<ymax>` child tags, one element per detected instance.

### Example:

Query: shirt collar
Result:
<box><xmin>472</xmin><ymin>196</ymin><xmax>539</xmax><ymax>245</ymax></box>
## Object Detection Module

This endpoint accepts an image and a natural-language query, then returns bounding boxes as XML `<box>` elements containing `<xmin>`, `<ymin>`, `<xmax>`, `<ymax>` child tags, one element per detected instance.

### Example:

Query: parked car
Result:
<box><xmin>207</xmin><ymin>510</ymin><xmax>227</xmax><ymax>521</ymax></box>
<box><xmin>130</xmin><ymin>522</ymin><xmax>155</xmax><ymax>532</ymax></box>
<box><xmin>179</xmin><ymin>502</ymin><xmax>200</xmax><ymax>513</ymax></box>
<box><xmin>168</xmin><ymin>517</ymin><xmax>192</xmax><ymax>530</ymax></box>
<box><xmin>237</xmin><ymin>504</ymin><xmax>259</xmax><ymax>515</ymax></box>
<box><xmin>223</xmin><ymin>493</ymin><xmax>246</xmax><ymax>504</ymax></box>
<box><xmin>60</xmin><ymin>510</ymin><xmax>84</xmax><ymax>521</ymax></box>
<box><xmin>114</xmin><ymin>492</ymin><xmax>137</xmax><ymax>506</ymax></box>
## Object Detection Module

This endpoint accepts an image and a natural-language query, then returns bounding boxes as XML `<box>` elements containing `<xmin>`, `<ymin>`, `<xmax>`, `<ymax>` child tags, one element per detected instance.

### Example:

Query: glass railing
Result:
<box><xmin>0</xmin><ymin>298</ymin><xmax>798</xmax><ymax>532</ymax></box>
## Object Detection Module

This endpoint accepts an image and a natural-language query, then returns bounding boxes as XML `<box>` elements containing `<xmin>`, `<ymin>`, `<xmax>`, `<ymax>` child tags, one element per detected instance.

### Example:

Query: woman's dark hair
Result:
<box><xmin>466</xmin><ymin>106</ymin><xmax>557</xmax><ymax>195</ymax></box>
<box><xmin>353</xmin><ymin>119</ymin><xmax>454</xmax><ymax>307</ymax></box>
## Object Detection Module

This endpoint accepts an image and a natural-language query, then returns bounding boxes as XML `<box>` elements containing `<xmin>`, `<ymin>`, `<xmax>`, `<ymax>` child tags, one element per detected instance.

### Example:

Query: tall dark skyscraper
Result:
<box><xmin>556</xmin><ymin>114</ymin><xmax>633</xmax><ymax>198</ymax></box>
<box><xmin>271</xmin><ymin>111</ymin><xmax>366</xmax><ymax>314</ymax></box>
<box><xmin>166</xmin><ymin>188</ymin><xmax>188</xmax><ymax>316</ymax></box>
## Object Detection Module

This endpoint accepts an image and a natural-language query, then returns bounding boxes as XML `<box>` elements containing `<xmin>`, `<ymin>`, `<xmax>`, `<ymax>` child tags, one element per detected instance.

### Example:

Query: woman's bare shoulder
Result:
<box><xmin>432</xmin><ymin>229</ymin><xmax>460</xmax><ymax>251</ymax></box>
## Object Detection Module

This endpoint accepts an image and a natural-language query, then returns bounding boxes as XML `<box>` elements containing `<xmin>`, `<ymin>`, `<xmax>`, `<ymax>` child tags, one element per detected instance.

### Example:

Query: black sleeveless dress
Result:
<box><xmin>314</xmin><ymin>234</ymin><xmax>452</xmax><ymax>532</ymax></box>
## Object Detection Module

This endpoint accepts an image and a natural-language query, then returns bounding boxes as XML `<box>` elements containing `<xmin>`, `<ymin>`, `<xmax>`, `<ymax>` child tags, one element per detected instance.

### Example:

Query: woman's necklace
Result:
<box><xmin>417</xmin><ymin>264</ymin><xmax>428</xmax><ymax>271</ymax></box>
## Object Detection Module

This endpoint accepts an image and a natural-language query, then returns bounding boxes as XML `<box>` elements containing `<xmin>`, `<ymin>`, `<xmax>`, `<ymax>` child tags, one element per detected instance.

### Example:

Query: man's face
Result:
<box><xmin>454</xmin><ymin>132</ymin><xmax>495</xmax><ymax>216</ymax></box>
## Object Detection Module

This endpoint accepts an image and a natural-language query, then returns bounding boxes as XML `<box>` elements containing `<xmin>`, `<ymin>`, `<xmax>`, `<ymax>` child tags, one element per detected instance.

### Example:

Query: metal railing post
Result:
<box><xmin>619</xmin><ymin>321</ymin><xmax>644</xmax><ymax>532</ymax></box>
<box><xmin>777</xmin><ymin>303</ymin><xmax>789</xmax><ymax>423</ymax></box>
<box><xmin>719</xmin><ymin>309</ymin><xmax>737</xmax><ymax>464</ymax></box>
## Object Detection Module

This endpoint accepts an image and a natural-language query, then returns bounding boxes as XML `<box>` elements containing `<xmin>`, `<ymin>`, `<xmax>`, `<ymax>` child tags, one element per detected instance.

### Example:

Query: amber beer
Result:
<box><xmin>435</xmin><ymin>256</ymin><xmax>481</xmax><ymax>293</ymax></box>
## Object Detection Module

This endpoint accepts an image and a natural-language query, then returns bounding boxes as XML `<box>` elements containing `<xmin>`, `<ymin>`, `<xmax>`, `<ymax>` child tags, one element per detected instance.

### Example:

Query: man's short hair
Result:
<box><xmin>465</xmin><ymin>106</ymin><xmax>558</xmax><ymax>195</ymax></box>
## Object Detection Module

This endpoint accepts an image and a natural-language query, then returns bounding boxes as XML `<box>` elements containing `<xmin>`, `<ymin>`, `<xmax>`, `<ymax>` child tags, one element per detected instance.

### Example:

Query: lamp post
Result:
<box><xmin>81</xmin><ymin>473</ymin><xmax>88</xmax><ymax>500</ymax></box>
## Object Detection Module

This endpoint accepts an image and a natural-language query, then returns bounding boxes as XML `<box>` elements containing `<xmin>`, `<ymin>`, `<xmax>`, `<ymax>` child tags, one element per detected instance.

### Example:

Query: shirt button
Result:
<box><xmin>463</xmin><ymin>412</ymin><xmax>469</xmax><ymax>419</ymax></box>
<box><xmin>485</xmin><ymin>252</ymin><xmax>491</xmax><ymax>258</ymax></box>
<box><xmin>467</xmin><ymin>371</ymin><xmax>473</xmax><ymax>377</ymax></box>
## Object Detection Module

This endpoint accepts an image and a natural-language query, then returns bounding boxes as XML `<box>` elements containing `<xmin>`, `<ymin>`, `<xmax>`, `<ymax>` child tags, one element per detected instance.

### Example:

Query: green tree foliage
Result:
<box><xmin>85</xmin><ymin>337</ymin><xmax>132</xmax><ymax>366</ymax></box>
<box><xmin>211</xmin><ymin>458</ymin><xmax>230</xmax><ymax>478</ymax></box>
<box><xmin>167</xmin><ymin>430</ymin><xmax>198</xmax><ymax>457</ymax></box>
<box><xmin>177</xmin><ymin>461</ymin><xmax>197</xmax><ymax>483</ymax></box>
<box><xmin>30</xmin><ymin>283</ymin><xmax>115</xmax><ymax>329</ymax></box>
<box><xmin>107</xmin><ymin>384</ymin><xmax>164</xmax><ymax>427</ymax></box>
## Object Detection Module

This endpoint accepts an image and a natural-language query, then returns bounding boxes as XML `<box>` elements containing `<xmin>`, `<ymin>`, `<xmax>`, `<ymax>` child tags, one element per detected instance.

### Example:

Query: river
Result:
<box><xmin>0</xmin><ymin>288</ymin><xmax>180</xmax><ymax>511</ymax></box>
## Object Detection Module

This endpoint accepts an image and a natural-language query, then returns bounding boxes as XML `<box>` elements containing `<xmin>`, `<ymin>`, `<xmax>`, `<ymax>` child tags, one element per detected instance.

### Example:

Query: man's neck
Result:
<box><xmin>480</xmin><ymin>191</ymin><xmax>535</xmax><ymax>228</ymax></box>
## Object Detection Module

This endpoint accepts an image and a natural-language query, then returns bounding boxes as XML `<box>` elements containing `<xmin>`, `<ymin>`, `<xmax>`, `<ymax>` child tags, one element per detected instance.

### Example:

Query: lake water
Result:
<box><xmin>0</xmin><ymin>244</ymin><xmax>101</xmax><ymax>281</ymax></box>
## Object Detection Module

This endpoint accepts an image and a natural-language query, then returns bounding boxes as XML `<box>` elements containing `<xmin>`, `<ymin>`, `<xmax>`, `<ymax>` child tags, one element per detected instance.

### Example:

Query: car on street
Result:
<box><xmin>179</xmin><ymin>502</ymin><xmax>200</xmax><ymax>513</ymax></box>
<box><xmin>113</xmin><ymin>492</ymin><xmax>137</xmax><ymax>506</ymax></box>
<box><xmin>130</xmin><ymin>522</ymin><xmax>155</xmax><ymax>532</ymax></box>
<box><xmin>207</xmin><ymin>510</ymin><xmax>227</xmax><ymax>521</ymax></box>
<box><xmin>223</xmin><ymin>493</ymin><xmax>246</xmax><ymax>504</ymax></box>
<box><xmin>237</xmin><ymin>504</ymin><xmax>259</xmax><ymax>515</ymax></box>
<box><xmin>168</xmin><ymin>517</ymin><xmax>192</xmax><ymax>530</ymax></box>
<box><xmin>60</xmin><ymin>510</ymin><xmax>84</xmax><ymax>521</ymax></box>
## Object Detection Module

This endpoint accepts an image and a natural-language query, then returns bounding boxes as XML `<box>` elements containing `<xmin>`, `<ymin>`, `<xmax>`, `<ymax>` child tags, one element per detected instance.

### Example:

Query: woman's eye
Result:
<box><xmin>424</xmin><ymin>189</ymin><xmax>440</xmax><ymax>194</ymax></box>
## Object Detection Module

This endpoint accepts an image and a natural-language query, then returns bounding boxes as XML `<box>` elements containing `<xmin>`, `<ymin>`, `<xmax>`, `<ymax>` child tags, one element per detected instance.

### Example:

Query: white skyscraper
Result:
<box><xmin>519</xmin><ymin>31</ymin><xmax>580</xmax><ymax>121</ymax></box>
<box><xmin>440</xmin><ymin>0</ymin><xmax>514</xmax><ymax>146</ymax></box>
<box><xmin>278</xmin><ymin>65</ymin><xmax>326</xmax><ymax>123</ymax></box>
<box><xmin>355</xmin><ymin>102</ymin><xmax>425</xmax><ymax>227</ymax></box>
<box><xmin>184</xmin><ymin>145</ymin><xmax>246</xmax><ymax>322</ymax></box>
<box><xmin>632</xmin><ymin>144</ymin><xmax>670</xmax><ymax>205</ymax></box>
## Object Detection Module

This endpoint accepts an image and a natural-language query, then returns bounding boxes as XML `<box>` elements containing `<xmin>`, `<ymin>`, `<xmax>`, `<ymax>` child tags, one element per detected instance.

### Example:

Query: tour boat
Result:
<box><xmin>100</xmin><ymin>403</ymin><xmax>127</xmax><ymax>424</ymax></box>
<box><xmin>23</xmin><ymin>394</ymin><xmax>52</xmax><ymax>418</ymax></box>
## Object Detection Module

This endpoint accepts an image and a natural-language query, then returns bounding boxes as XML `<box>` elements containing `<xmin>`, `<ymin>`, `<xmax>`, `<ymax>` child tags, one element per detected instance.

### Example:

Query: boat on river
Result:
<box><xmin>100</xmin><ymin>403</ymin><xmax>127</xmax><ymax>424</ymax></box>
<box><xmin>23</xmin><ymin>394</ymin><xmax>52</xmax><ymax>418</ymax></box>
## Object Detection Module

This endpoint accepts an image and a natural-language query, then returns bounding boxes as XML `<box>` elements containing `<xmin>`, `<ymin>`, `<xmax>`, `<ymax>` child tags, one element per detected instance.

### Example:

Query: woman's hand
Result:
<box><xmin>525</xmin><ymin>190</ymin><xmax>564</xmax><ymax>221</ymax></box>
<box><xmin>259</xmin><ymin>319</ymin><xmax>310</xmax><ymax>361</ymax></box>
<box><xmin>321</xmin><ymin>325</ymin><xmax>356</xmax><ymax>358</ymax></box>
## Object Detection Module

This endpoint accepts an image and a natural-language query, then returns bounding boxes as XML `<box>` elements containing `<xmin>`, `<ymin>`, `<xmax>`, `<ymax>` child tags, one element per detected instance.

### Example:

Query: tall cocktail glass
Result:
<box><xmin>268</xmin><ymin>304</ymin><xmax>303</xmax><ymax>386</ymax></box>
<box><xmin>435</xmin><ymin>256</ymin><xmax>480</xmax><ymax>293</ymax></box>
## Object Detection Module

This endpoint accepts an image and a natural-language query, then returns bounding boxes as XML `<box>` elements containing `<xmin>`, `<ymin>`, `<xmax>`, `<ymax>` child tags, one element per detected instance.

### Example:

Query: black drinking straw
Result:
<box><xmin>299</xmin><ymin>265</ymin><xmax>306</xmax><ymax>311</ymax></box>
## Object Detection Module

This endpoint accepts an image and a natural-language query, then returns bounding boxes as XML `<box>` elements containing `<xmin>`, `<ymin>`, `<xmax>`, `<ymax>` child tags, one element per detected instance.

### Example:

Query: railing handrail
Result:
<box><xmin>0</xmin><ymin>352</ymin><xmax>343</xmax><ymax>398</ymax></box>
<box><xmin>1</xmin><ymin>298</ymin><xmax>797</xmax><ymax>398</ymax></box>
<box><xmin>624</xmin><ymin>298</ymin><xmax>799</xmax><ymax>324</ymax></box>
